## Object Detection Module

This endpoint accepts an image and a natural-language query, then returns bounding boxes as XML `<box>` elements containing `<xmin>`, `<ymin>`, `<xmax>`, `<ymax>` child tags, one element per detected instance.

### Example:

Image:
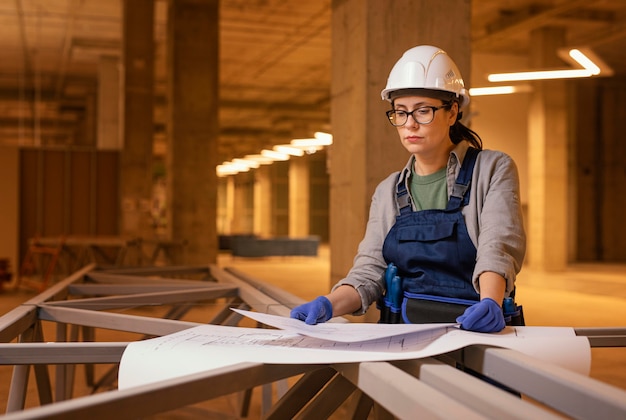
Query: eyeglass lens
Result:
<box><xmin>387</xmin><ymin>107</ymin><xmax>435</xmax><ymax>126</ymax></box>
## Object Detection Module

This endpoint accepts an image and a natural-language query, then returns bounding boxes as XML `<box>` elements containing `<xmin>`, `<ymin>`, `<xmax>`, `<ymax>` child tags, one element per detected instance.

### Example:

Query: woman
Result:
<box><xmin>291</xmin><ymin>45</ymin><xmax>526</xmax><ymax>332</ymax></box>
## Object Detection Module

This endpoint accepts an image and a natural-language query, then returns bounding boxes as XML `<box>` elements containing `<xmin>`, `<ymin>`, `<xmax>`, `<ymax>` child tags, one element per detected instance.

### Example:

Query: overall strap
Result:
<box><xmin>446</xmin><ymin>147</ymin><xmax>480</xmax><ymax>210</ymax></box>
<box><xmin>396</xmin><ymin>170</ymin><xmax>412</xmax><ymax>215</ymax></box>
<box><xmin>395</xmin><ymin>147</ymin><xmax>481</xmax><ymax>214</ymax></box>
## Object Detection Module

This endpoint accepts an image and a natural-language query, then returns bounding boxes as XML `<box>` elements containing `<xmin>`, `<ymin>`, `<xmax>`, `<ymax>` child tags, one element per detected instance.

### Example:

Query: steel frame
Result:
<box><xmin>0</xmin><ymin>264</ymin><xmax>625</xmax><ymax>419</ymax></box>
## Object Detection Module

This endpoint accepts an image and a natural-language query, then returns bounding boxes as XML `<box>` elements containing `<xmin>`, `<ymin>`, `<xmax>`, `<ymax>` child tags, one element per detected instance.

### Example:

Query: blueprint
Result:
<box><xmin>118</xmin><ymin>310</ymin><xmax>591</xmax><ymax>389</ymax></box>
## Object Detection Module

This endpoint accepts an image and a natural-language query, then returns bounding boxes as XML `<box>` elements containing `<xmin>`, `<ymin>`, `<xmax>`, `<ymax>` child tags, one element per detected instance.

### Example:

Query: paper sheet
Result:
<box><xmin>230</xmin><ymin>308</ymin><xmax>457</xmax><ymax>342</ymax></box>
<box><xmin>118</xmin><ymin>311</ymin><xmax>591</xmax><ymax>389</ymax></box>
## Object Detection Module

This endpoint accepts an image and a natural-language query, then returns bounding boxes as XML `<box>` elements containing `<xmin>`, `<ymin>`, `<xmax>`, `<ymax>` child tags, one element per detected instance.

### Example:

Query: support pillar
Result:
<box><xmin>223</xmin><ymin>177</ymin><xmax>235</xmax><ymax>235</ymax></box>
<box><xmin>289</xmin><ymin>157</ymin><xmax>310</xmax><ymax>237</ymax></box>
<box><xmin>330</xmin><ymin>0</ymin><xmax>471</xmax><ymax>306</ymax></box>
<box><xmin>166</xmin><ymin>0</ymin><xmax>219</xmax><ymax>264</ymax></box>
<box><xmin>527</xmin><ymin>27</ymin><xmax>569</xmax><ymax>271</ymax></box>
<box><xmin>254</xmin><ymin>166</ymin><xmax>272</xmax><ymax>237</ymax></box>
<box><xmin>120</xmin><ymin>0</ymin><xmax>154</xmax><ymax>238</ymax></box>
<box><xmin>231</xmin><ymin>174</ymin><xmax>251</xmax><ymax>234</ymax></box>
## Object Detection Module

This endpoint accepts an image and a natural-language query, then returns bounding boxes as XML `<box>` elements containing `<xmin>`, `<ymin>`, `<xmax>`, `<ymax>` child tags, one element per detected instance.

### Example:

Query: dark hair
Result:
<box><xmin>450</xmin><ymin>119</ymin><xmax>483</xmax><ymax>150</ymax></box>
<box><xmin>447</xmin><ymin>101</ymin><xmax>483</xmax><ymax>150</ymax></box>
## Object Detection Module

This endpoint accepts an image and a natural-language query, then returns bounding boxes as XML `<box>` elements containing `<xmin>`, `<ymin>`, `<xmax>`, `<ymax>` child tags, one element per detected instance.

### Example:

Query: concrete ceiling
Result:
<box><xmin>1</xmin><ymin>0</ymin><xmax>625</xmax><ymax>163</ymax></box>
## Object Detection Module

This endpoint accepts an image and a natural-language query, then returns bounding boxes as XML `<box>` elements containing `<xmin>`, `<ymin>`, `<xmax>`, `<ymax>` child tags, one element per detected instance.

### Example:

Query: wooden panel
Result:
<box><xmin>42</xmin><ymin>151</ymin><xmax>66</xmax><ymax>236</ymax></box>
<box><xmin>574</xmin><ymin>80</ymin><xmax>602</xmax><ymax>261</ymax></box>
<box><xmin>600</xmin><ymin>81</ymin><xmax>626</xmax><ymax>260</ymax></box>
<box><xmin>95</xmin><ymin>152</ymin><xmax>119</xmax><ymax>235</ymax></box>
<box><xmin>575</xmin><ymin>79</ymin><xmax>626</xmax><ymax>262</ymax></box>
<box><xmin>19</xmin><ymin>150</ymin><xmax>40</xmax><ymax>262</ymax></box>
<box><xmin>19</xmin><ymin>149</ymin><xmax>121</xmax><ymax>264</ymax></box>
<box><xmin>69</xmin><ymin>151</ymin><xmax>93</xmax><ymax>234</ymax></box>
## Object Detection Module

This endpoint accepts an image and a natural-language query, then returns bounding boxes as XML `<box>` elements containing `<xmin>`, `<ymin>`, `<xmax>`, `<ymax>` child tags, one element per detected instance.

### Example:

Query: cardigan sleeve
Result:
<box><xmin>467</xmin><ymin>150</ymin><xmax>526</xmax><ymax>295</ymax></box>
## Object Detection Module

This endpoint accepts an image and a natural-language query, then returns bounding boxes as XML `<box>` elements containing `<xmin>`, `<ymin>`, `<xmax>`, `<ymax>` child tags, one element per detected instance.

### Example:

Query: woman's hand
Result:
<box><xmin>290</xmin><ymin>296</ymin><xmax>333</xmax><ymax>325</ymax></box>
<box><xmin>456</xmin><ymin>298</ymin><xmax>505</xmax><ymax>332</ymax></box>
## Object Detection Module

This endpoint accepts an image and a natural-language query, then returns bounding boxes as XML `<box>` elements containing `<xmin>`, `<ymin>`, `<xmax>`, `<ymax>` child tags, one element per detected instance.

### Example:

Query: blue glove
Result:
<box><xmin>290</xmin><ymin>296</ymin><xmax>333</xmax><ymax>325</ymax></box>
<box><xmin>456</xmin><ymin>298</ymin><xmax>505</xmax><ymax>333</ymax></box>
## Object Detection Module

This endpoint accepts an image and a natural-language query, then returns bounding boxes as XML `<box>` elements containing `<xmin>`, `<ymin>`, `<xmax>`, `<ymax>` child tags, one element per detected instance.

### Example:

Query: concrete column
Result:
<box><xmin>97</xmin><ymin>56</ymin><xmax>121</xmax><ymax>150</ymax></box>
<box><xmin>120</xmin><ymin>0</ymin><xmax>154</xmax><ymax>238</ymax></box>
<box><xmin>527</xmin><ymin>27</ymin><xmax>568</xmax><ymax>271</ymax></box>
<box><xmin>330</xmin><ymin>0</ymin><xmax>471</xmax><ymax>301</ymax></box>
<box><xmin>289</xmin><ymin>157</ymin><xmax>310</xmax><ymax>237</ymax></box>
<box><xmin>223</xmin><ymin>176</ymin><xmax>235</xmax><ymax>235</ymax></box>
<box><xmin>231</xmin><ymin>174</ymin><xmax>251</xmax><ymax>234</ymax></box>
<box><xmin>254</xmin><ymin>165</ymin><xmax>272</xmax><ymax>237</ymax></box>
<box><xmin>166</xmin><ymin>0</ymin><xmax>219</xmax><ymax>264</ymax></box>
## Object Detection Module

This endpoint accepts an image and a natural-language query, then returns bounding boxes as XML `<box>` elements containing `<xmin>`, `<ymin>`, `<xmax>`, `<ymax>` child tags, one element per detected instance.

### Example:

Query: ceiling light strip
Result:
<box><xmin>487</xmin><ymin>48</ymin><xmax>611</xmax><ymax>82</ymax></box>
<box><xmin>216</xmin><ymin>132</ymin><xmax>333</xmax><ymax>177</ymax></box>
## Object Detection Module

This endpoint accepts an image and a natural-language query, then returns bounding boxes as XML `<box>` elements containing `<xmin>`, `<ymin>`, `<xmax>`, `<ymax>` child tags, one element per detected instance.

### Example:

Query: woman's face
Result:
<box><xmin>392</xmin><ymin>95</ymin><xmax>458</xmax><ymax>161</ymax></box>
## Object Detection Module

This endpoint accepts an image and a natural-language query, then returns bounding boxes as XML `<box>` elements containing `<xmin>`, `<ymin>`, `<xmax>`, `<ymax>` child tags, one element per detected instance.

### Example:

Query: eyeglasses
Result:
<box><xmin>386</xmin><ymin>105</ymin><xmax>450</xmax><ymax>127</ymax></box>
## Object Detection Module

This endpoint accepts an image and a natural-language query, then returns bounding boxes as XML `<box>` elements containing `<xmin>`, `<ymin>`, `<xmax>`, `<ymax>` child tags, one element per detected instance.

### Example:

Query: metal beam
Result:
<box><xmin>224</xmin><ymin>266</ymin><xmax>308</xmax><ymax>309</ymax></box>
<box><xmin>0</xmin><ymin>363</ymin><xmax>321</xmax><ymax>420</ymax></box>
<box><xmin>0</xmin><ymin>342</ymin><xmax>127</xmax><ymax>365</ymax></box>
<box><xmin>0</xmin><ymin>306</ymin><xmax>38</xmax><ymax>343</ymax></box>
<box><xmin>42</xmin><ymin>286</ymin><xmax>238</xmax><ymax>310</ymax></box>
<box><xmin>459</xmin><ymin>345</ymin><xmax>626</xmax><ymax>420</ymax></box>
<box><xmin>265</xmin><ymin>367</ymin><xmax>337</xmax><ymax>419</ymax></box>
<box><xmin>85</xmin><ymin>265</ymin><xmax>210</xmax><ymax>278</ymax></box>
<box><xmin>576</xmin><ymin>327</ymin><xmax>626</xmax><ymax>347</ymax></box>
<box><xmin>337</xmin><ymin>362</ymin><xmax>485</xmax><ymax>419</ymax></box>
<box><xmin>391</xmin><ymin>357</ymin><xmax>560</xmax><ymax>419</ymax></box>
<box><xmin>68</xmin><ymin>283</ymin><xmax>225</xmax><ymax>295</ymax></box>
<box><xmin>37</xmin><ymin>306</ymin><xmax>201</xmax><ymax>336</ymax></box>
<box><xmin>209</xmin><ymin>266</ymin><xmax>290</xmax><ymax>317</ymax></box>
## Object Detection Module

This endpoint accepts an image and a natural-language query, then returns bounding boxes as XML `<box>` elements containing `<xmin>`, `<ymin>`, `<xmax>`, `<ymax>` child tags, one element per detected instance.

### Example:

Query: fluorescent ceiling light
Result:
<box><xmin>217</xmin><ymin>131</ymin><xmax>333</xmax><ymax>176</ymax></box>
<box><xmin>274</xmin><ymin>145</ymin><xmax>305</xmax><ymax>156</ymax></box>
<box><xmin>568</xmin><ymin>49</ymin><xmax>600</xmax><ymax>75</ymax></box>
<box><xmin>487</xmin><ymin>48</ymin><xmax>612</xmax><ymax>82</ymax></box>
<box><xmin>291</xmin><ymin>138</ymin><xmax>322</xmax><ymax>148</ymax></box>
<box><xmin>216</xmin><ymin>165</ymin><xmax>236</xmax><ymax>177</ymax></box>
<box><xmin>224</xmin><ymin>162</ymin><xmax>250</xmax><ymax>172</ymax></box>
<box><xmin>488</xmin><ymin>69</ymin><xmax>591</xmax><ymax>82</ymax></box>
<box><xmin>290</xmin><ymin>138</ymin><xmax>318</xmax><ymax>147</ymax></box>
<box><xmin>216</xmin><ymin>162</ymin><xmax>249</xmax><ymax>177</ymax></box>
<box><xmin>314</xmin><ymin>131</ymin><xmax>333</xmax><ymax>145</ymax></box>
<box><xmin>261</xmin><ymin>149</ymin><xmax>290</xmax><ymax>161</ymax></box>
<box><xmin>469</xmin><ymin>85</ymin><xmax>532</xmax><ymax>96</ymax></box>
<box><xmin>290</xmin><ymin>133</ymin><xmax>333</xmax><ymax>149</ymax></box>
<box><xmin>244</xmin><ymin>154</ymin><xmax>274</xmax><ymax>165</ymax></box>
<box><xmin>232</xmin><ymin>158</ymin><xmax>260</xmax><ymax>169</ymax></box>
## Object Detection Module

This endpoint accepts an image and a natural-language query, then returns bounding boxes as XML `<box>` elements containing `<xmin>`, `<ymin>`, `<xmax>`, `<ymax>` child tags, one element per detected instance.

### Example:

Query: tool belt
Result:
<box><xmin>402</xmin><ymin>293</ymin><xmax>475</xmax><ymax>323</ymax></box>
<box><xmin>379</xmin><ymin>292</ymin><xmax>525</xmax><ymax>326</ymax></box>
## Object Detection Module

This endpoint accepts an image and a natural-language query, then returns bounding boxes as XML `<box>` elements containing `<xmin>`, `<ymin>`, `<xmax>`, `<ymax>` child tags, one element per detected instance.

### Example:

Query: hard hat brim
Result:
<box><xmin>382</xmin><ymin>87</ymin><xmax>470</xmax><ymax>108</ymax></box>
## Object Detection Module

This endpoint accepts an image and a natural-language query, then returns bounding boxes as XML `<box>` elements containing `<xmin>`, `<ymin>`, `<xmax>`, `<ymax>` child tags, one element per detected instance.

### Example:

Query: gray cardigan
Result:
<box><xmin>333</xmin><ymin>141</ymin><xmax>527</xmax><ymax>315</ymax></box>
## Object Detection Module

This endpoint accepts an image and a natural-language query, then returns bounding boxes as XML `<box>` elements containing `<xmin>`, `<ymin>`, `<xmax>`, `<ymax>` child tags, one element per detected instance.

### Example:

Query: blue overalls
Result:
<box><xmin>380</xmin><ymin>147</ymin><xmax>481</xmax><ymax>324</ymax></box>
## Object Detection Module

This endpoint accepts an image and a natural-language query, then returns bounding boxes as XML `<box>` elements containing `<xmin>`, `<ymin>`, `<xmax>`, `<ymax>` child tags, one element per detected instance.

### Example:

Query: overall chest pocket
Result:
<box><xmin>397</xmin><ymin>220</ymin><xmax>456</xmax><ymax>243</ymax></box>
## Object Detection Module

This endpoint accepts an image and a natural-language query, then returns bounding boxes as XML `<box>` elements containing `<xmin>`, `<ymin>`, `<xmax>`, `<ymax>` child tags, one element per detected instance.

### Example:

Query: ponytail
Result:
<box><xmin>450</xmin><ymin>120</ymin><xmax>483</xmax><ymax>150</ymax></box>
<box><xmin>446</xmin><ymin>101</ymin><xmax>483</xmax><ymax>150</ymax></box>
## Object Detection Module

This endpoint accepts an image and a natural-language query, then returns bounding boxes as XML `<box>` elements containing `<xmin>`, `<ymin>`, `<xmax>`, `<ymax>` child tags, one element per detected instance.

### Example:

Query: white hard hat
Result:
<box><xmin>381</xmin><ymin>45</ymin><xmax>470</xmax><ymax>109</ymax></box>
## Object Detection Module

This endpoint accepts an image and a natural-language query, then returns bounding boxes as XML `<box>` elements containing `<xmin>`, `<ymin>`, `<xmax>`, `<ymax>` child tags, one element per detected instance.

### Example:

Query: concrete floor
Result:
<box><xmin>0</xmin><ymin>245</ymin><xmax>625</xmax><ymax>418</ymax></box>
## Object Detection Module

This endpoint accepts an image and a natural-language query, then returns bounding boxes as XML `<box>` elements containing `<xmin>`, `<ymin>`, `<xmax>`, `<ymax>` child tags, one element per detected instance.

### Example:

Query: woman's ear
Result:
<box><xmin>448</xmin><ymin>102</ymin><xmax>459</xmax><ymax>126</ymax></box>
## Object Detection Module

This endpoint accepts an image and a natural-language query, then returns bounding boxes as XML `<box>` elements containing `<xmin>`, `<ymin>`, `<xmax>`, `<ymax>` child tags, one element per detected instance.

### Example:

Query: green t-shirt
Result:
<box><xmin>409</xmin><ymin>166</ymin><xmax>447</xmax><ymax>210</ymax></box>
